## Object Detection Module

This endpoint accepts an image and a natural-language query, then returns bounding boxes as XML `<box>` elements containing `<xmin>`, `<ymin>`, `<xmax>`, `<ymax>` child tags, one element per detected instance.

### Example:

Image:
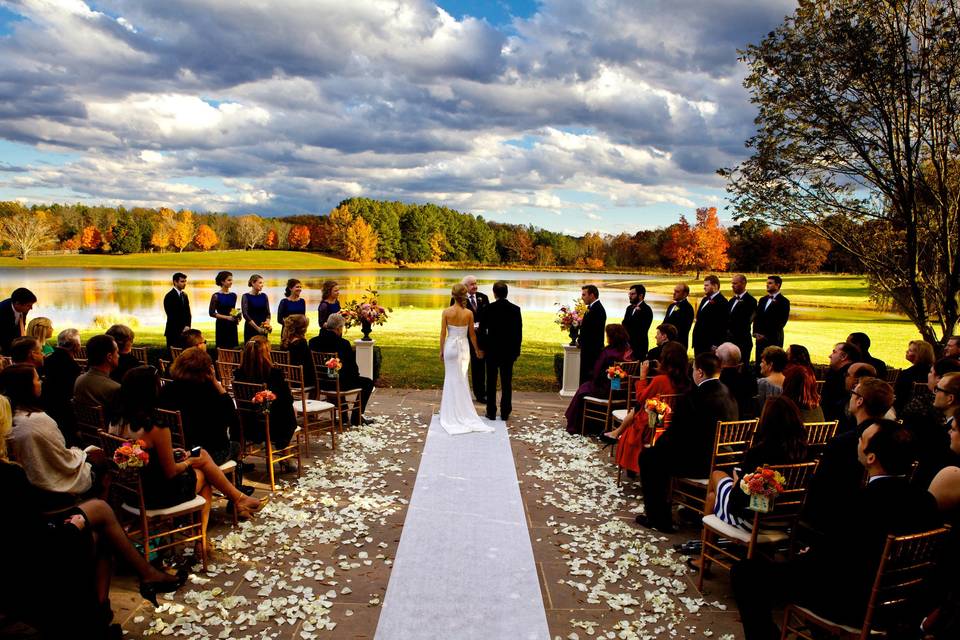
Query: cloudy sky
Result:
<box><xmin>0</xmin><ymin>0</ymin><xmax>796</xmax><ymax>234</ymax></box>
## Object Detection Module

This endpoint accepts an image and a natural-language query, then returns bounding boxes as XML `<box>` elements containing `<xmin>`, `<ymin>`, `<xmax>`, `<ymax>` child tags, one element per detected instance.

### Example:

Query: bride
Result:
<box><xmin>438</xmin><ymin>284</ymin><xmax>495</xmax><ymax>435</ymax></box>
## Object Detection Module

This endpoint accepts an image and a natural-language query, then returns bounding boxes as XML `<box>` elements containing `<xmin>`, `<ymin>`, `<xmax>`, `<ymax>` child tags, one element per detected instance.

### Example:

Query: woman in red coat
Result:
<box><xmin>605</xmin><ymin>342</ymin><xmax>690</xmax><ymax>474</ymax></box>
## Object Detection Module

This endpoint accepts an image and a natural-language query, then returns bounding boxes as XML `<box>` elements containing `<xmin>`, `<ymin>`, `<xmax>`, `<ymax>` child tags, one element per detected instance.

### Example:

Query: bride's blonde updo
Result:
<box><xmin>451</xmin><ymin>283</ymin><xmax>468</xmax><ymax>307</ymax></box>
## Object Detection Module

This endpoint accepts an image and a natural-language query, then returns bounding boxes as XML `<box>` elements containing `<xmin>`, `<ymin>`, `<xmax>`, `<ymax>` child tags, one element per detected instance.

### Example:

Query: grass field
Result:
<box><xmin>0</xmin><ymin>250</ymin><xmax>358</xmax><ymax>270</ymax></box>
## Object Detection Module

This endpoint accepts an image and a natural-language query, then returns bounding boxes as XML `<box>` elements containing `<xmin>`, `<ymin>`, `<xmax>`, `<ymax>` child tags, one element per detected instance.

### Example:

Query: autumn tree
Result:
<box><xmin>169</xmin><ymin>210</ymin><xmax>195</xmax><ymax>253</ymax></box>
<box><xmin>1</xmin><ymin>208</ymin><xmax>55</xmax><ymax>259</ymax></box>
<box><xmin>193</xmin><ymin>224</ymin><xmax>219</xmax><ymax>251</ymax></box>
<box><xmin>765</xmin><ymin>225</ymin><xmax>831</xmax><ymax>273</ymax></box>
<box><xmin>726</xmin><ymin>0</ymin><xmax>960</xmax><ymax>346</ymax></box>
<box><xmin>327</xmin><ymin>205</ymin><xmax>354</xmax><ymax>256</ymax></box>
<box><xmin>662</xmin><ymin>208</ymin><xmax>728</xmax><ymax>278</ymax></box>
<box><xmin>428</xmin><ymin>230</ymin><xmax>447</xmax><ymax>262</ymax></box>
<box><xmin>150</xmin><ymin>208</ymin><xmax>176</xmax><ymax>251</ymax></box>
<box><xmin>287</xmin><ymin>225</ymin><xmax>310</xmax><ymax>250</ymax></box>
<box><xmin>343</xmin><ymin>217</ymin><xmax>379</xmax><ymax>262</ymax></box>
<box><xmin>80</xmin><ymin>226</ymin><xmax>103</xmax><ymax>252</ymax></box>
<box><xmin>236</xmin><ymin>214</ymin><xmax>267</xmax><ymax>250</ymax></box>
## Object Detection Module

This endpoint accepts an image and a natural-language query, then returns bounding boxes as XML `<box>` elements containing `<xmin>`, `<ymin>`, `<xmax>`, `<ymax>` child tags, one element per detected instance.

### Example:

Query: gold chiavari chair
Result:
<box><xmin>674</xmin><ymin>418</ymin><xmax>759</xmax><ymax>515</ymax></box>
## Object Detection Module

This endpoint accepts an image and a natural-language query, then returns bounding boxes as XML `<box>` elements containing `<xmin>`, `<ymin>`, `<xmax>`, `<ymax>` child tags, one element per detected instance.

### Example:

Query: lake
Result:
<box><xmin>1</xmin><ymin>268</ymin><xmax>682</xmax><ymax>329</ymax></box>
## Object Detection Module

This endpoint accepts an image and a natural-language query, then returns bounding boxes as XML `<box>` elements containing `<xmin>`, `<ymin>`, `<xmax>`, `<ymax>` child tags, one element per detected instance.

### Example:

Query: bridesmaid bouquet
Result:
<box><xmin>229</xmin><ymin>308</ymin><xmax>242</xmax><ymax>323</ymax></box>
<box><xmin>252</xmin><ymin>390</ymin><xmax>277</xmax><ymax>414</ymax></box>
<box><xmin>114</xmin><ymin>440</ymin><xmax>150</xmax><ymax>470</ymax></box>
<box><xmin>260</xmin><ymin>319</ymin><xmax>273</xmax><ymax>334</ymax></box>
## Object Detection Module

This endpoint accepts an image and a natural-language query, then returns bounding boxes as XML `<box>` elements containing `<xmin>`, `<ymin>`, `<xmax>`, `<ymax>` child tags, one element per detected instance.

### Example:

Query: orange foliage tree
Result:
<box><xmin>287</xmin><ymin>225</ymin><xmax>311</xmax><ymax>250</ymax></box>
<box><xmin>265</xmin><ymin>229</ymin><xmax>279</xmax><ymax>249</ymax></box>
<box><xmin>193</xmin><ymin>224</ymin><xmax>219</xmax><ymax>251</ymax></box>
<box><xmin>170</xmin><ymin>210</ymin><xmax>195</xmax><ymax>253</ymax></box>
<box><xmin>80</xmin><ymin>226</ymin><xmax>102</xmax><ymax>252</ymax></box>
<box><xmin>663</xmin><ymin>207</ymin><xmax>729</xmax><ymax>278</ymax></box>
<box><xmin>344</xmin><ymin>217</ymin><xmax>378</xmax><ymax>262</ymax></box>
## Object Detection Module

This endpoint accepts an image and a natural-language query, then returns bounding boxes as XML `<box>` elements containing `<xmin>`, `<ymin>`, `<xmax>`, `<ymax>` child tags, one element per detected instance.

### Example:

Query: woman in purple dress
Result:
<box><xmin>564</xmin><ymin>324</ymin><xmax>632</xmax><ymax>435</ymax></box>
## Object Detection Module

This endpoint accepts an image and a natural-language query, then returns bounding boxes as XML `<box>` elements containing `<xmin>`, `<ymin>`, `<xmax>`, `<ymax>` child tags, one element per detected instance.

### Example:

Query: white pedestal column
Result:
<box><xmin>560</xmin><ymin>344</ymin><xmax>581</xmax><ymax>397</ymax></box>
<box><xmin>355</xmin><ymin>339</ymin><xmax>375</xmax><ymax>380</ymax></box>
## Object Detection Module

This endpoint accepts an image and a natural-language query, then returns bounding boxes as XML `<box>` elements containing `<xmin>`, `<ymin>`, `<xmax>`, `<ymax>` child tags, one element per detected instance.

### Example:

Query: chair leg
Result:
<box><xmin>266</xmin><ymin>441</ymin><xmax>276</xmax><ymax>492</ymax></box>
<box><xmin>697</xmin><ymin>526</ymin><xmax>709</xmax><ymax>591</ymax></box>
<box><xmin>616</xmin><ymin>465</ymin><xmax>622</xmax><ymax>487</ymax></box>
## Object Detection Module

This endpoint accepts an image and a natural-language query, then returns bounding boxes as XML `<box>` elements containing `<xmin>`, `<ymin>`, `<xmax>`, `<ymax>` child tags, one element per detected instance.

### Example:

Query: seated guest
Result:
<box><xmin>895</xmin><ymin>339</ymin><xmax>936</xmax><ymax>414</ymax></box>
<box><xmin>802</xmin><ymin>377</ymin><xmax>894</xmax><ymax>536</ymax></box>
<box><xmin>26</xmin><ymin>316</ymin><xmax>54</xmax><ymax>356</ymax></box>
<box><xmin>73</xmin><ymin>335</ymin><xmax>121</xmax><ymax>425</ymax></box>
<box><xmin>847</xmin><ymin>332</ymin><xmax>888</xmax><ymax>382</ymax></box>
<box><xmin>235</xmin><ymin>336</ymin><xmax>297</xmax><ymax>453</ymax></box>
<box><xmin>105</xmin><ymin>324</ymin><xmax>139</xmax><ymax>383</ymax></box>
<box><xmin>786</xmin><ymin>344</ymin><xmax>815</xmax><ymax>374</ymax></box>
<box><xmin>645</xmin><ymin>323</ymin><xmax>678</xmax><ymax>370</ymax></box>
<box><xmin>605</xmin><ymin>342</ymin><xmax>690</xmax><ymax>475</ymax></box>
<box><xmin>181</xmin><ymin>328</ymin><xmax>206</xmax><ymax>349</ymax></box>
<box><xmin>0</xmin><ymin>364</ymin><xmax>110</xmax><ymax>507</ymax></box>
<box><xmin>309</xmin><ymin>313</ymin><xmax>376</xmax><ymax>425</ymax></box>
<box><xmin>782</xmin><ymin>365</ymin><xmax>824</xmax><ymax>423</ymax></box>
<box><xmin>0</xmin><ymin>287</ymin><xmax>36</xmax><ymax>355</ymax></box>
<box><xmin>123</xmin><ymin>366</ymin><xmax>264</xmax><ymax>540</ymax></box>
<box><xmin>282</xmin><ymin>314</ymin><xmax>316</xmax><ymax>387</ymax></box>
<box><xmin>564</xmin><ymin>324</ymin><xmax>632</xmax><ymax>435</ymax></box>
<box><xmin>902</xmin><ymin>358</ymin><xmax>960</xmax><ymax>488</ymax></box>
<box><xmin>944</xmin><ymin>335</ymin><xmax>960</xmax><ymax>360</ymax></box>
<box><xmin>158</xmin><ymin>347</ymin><xmax>239</xmax><ymax>466</ymax></box>
<box><xmin>717</xmin><ymin>342</ymin><xmax>756</xmax><ymax>419</ymax></box>
<box><xmin>821</xmin><ymin>341</ymin><xmax>860</xmax><ymax>422</ymax></box>
<box><xmin>732</xmin><ymin>419</ymin><xmax>940</xmax><ymax>639</ymax></box>
<box><xmin>0</xmin><ymin>394</ymin><xmax>183</xmax><ymax>637</ymax></box>
<box><xmin>9</xmin><ymin>335</ymin><xmax>44</xmax><ymax>370</ymax></box>
<box><xmin>637</xmin><ymin>353</ymin><xmax>738</xmax><ymax>533</ymax></box>
<box><xmin>42</xmin><ymin>328</ymin><xmax>83</xmax><ymax>446</ymax></box>
<box><xmin>755</xmin><ymin>346</ymin><xmax>787</xmax><ymax>413</ymax></box>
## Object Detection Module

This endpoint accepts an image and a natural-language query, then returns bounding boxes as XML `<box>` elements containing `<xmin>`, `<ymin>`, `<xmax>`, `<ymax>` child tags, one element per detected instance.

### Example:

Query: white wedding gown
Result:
<box><xmin>439</xmin><ymin>324</ymin><xmax>495</xmax><ymax>435</ymax></box>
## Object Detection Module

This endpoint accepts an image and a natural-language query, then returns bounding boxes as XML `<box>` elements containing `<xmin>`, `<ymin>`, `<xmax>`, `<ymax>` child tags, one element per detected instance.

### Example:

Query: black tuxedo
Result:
<box><xmin>577</xmin><ymin>300</ymin><xmax>607</xmax><ymax>384</ymax></box>
<box><xmin>726</xmin><ymin>292</ymin><xmax>758</xmax><ymax>365</ymax></box>
<box><xmin>163</xmin><ymin>288</ymin><xmax>192</xmax><ymax>347</ymax></box>
<box><xmin>451</xmin><ymin>291</ymin><xmax>489</xmax><ymax>401</ymax></box>
<box><xmin>309</xmin><ymin>329</ymin><xmax>374</xmax><ymax>423</ymax></box>
<box><xmin>639</xmin><ymin>378</ymin><xmax>738</xmax><ymax>525</ymax></box>
<box><xmin>622</xmin><ymin>301</ymin><xmax>652</xmax><ymax>357</ymax></box>
<box><xmin>733</xmin><ymin>476</ymin><xmax>941</xmax><ymax>638</ymax></box>
<box><xmin>663</xmin><ymin>298</ymin><xmax>694</xmax><ymax>348</ymax></box>
<box><xmin>752</xmin><ymin>293</ymin><xmax>790</xmax><ymax>367</ymax></box>
<box><xmin>692</xmin><ymin>293</ymin><xmax>728</xmax><ymax>355</ymax></box>
<box><xmin>478</xmin><ymin>298</ymin><xmax>522</xmax><ymax>420</ymax></box>
<box><xmin>0</xmin><ymin>298</ymin><xmax>26</xmax><ymax>355</ymax></box>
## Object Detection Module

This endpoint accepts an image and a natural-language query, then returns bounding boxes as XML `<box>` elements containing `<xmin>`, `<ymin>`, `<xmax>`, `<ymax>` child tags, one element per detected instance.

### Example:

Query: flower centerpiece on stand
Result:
<box><xmin>739</xmin><ymin>466</ymin><xmax>786</xmax><ymax>513</ymax></box>
<box><xmin>342</xmin><ymin>288</ymin><xmax>391</xmax><ymax>341</ymax></box>
<box><xmin>606</xmin><ymin>364</ymin><xmax>628</xmax><ymax>390</ymax></box>
<box><xmin>113</xmin><ymin>440</ymin><xmax>150</xmax><ymax>470</ymax></box>
<box><xmin>555</xmin><ymin>299</ymin><xmax>588</xmax><ymax>346</ymax></box>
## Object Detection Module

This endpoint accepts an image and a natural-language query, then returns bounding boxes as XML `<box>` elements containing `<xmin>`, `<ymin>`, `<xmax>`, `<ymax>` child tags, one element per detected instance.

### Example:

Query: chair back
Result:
<box><xmin>217</xmin><ymin>361</ymin><xmax>241</xmax><ymax>394</ymax></box>
<box><xmin>811</xmin><ymin>363</ymin><xmax>829</xmax><ymax>381</ymax></box>
<box><xmin>314</xmin><ymin>352</ymin><xmax>346</xmax><ymax>397</ymax></box>
<box><xmin>625</xmin><ymin>375</ymin><xmax>644</xmax><ymax>411</ymax></box>
<box><xmin>73</xmin><ymin>401</ymin><xmax>106</xmax><ymax>448</ymax></box>
<box><xmin>757</xmin><ymin>461</ymin><xmax>818</xmax><ymax>523</ymax></box>
<box><xmin>276</xmin><ymin>362</ymin><xmax>306</xmax><ymax>397</ymax></box>
<box><xmin>814</xmin><ymin>380</ymin><xmax>825</xmax><ymax>396</ymax></box>
<box><xmin>158</xmin><ymin>358</ymin><xmax>171</xmax><ymax>375</ymax></box>
<box><xmin>271</xmin><ymin>350</ymin><xmax>290</xmax><ymax>366</ymax></box>
<box><xmin>232</xmin><ymin>380</ymin><xmax>269</xmax><ymax>448</ymax></box>
<box><xmin>131</xmin><ymin>346</ymin><xmax>149</xmax><ymax>366</ymax></box>
<box><xmin>912</xmin><ymin>382</ymin><xmax>930</xmax><ymax>398</ymax></box>
<box><xmin>217</xmin><ymin>348</ymin><xmax>242</xmax><ymax>364</ymax></box>
<box><xmin>169</xmin><ymin>346</ymin><xmax>183</xmax><ymax>360</ymax></box>
<box><xmin>154</xmin><ymin>408</ymin><xmax>186</xmax><ymax>448</ymax></box>
<box><xmin>98</xmin><ymin>430</ymin><xmax>146</xmax><ymax>513</ymax></box>
<box><xmin>862</xmin><ymin>528</ymin><xmax>951</xmax><ymax>636</ymax></box>
<box><xmin>802</xmin><ymin>421</ymin><xmax>839</xmax><ymax>459</ymax></box>
<box><xmin>710</xmin><ymin>419</ymin><xmax>759</xmax><ymax>475</ymax></box>
<box><xmin>74</xmin><ymin>345</ymin><xmax>88</xmax><ymax>370</ymax></box>
<box><xmin>885</xmin><ymin>367</ymin><xmax>901</xmax><ymax>384</ymax></box>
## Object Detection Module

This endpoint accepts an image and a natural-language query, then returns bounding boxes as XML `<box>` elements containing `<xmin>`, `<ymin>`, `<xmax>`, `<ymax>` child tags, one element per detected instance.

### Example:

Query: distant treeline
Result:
<box><xmin>0</xmin><ymin>198</ymin><xmax>856</xmax><ymax>272</ymax></box>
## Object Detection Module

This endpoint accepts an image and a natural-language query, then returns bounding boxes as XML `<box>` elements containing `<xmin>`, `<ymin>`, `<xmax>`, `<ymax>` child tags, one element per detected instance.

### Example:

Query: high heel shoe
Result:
<box><xmin>139</xmin><ymin>575</ymin><xmax>186</xmax><ymax>607</ymax></box>
<box><xmin>599</xmin><ymin>433</ymin><xmax>618</xmax><ymax>446</ymax></box>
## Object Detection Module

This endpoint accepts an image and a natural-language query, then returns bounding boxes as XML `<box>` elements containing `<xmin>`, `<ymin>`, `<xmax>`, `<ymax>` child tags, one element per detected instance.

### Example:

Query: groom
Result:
<box><xmin>478</xmin><ymin>281</ymin><xmax>522</xmax><ymax>421</ymax></box>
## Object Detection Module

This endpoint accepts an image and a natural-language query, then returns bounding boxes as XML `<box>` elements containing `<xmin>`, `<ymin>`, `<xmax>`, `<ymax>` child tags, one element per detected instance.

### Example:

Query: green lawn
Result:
<box><xmin>0</xmin><ymin>250</ymin><xmax>357</xmax><ymax>270</ymax></box>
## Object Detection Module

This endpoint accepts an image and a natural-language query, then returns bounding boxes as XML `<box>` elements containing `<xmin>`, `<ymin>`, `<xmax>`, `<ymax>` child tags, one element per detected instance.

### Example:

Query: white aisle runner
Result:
<box><xmin>374</xmin><ymin>415</ymin><xmax>551</xmax><ymax>640</ymax></box>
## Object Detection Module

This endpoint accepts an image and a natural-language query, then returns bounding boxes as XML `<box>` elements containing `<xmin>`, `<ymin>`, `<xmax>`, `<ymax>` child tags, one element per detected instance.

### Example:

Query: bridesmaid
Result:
<box><xmin>317</xmin><ymin>280</ymin><xmax>341</xmax><ymax>329</ymax></box>
<box><xmin>277</xmin><ymin>278</ymin><xmax>305</xmax><ymax>342</ymax></box>
<box><xmin>241</xmin><ymin>274</ymin><xmax>271</xmax><ymax>344</ymax></box>
<box><xmin>209</xmin><ymin>271</ymin><xmax>240</xmax><ymax>348</ymax></box>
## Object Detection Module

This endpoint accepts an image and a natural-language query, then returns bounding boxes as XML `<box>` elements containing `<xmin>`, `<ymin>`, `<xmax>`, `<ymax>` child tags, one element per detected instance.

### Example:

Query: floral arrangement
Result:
<box><xmin>644</xmin><ymin>397</ymin><xmax>671</xmax><ymax>430</ymax></box>
<box><xmin>342</xmin><ymin>288</ymin><xmax>392</xmax><ymax>329</ymax></box>
<box><xmin>740</xmin><ymin>467</ymin><xmax>786</xmax><ymax>498</ymax></box>
<box><xmin>324</xmin><ymin>356</ymin><xmax>342</xmax><ymax>377</ymax></box>
<box><xmin>260</xmin><ymin>319</ymin><xmax>272</xmax><ymax>334</ymax></box>
<box><xmin>555</xmin><ymin>299</ymin><xmax>588</xmax><ymax>331</ymax></box>
<box><xmin>229</xmin><ymin>308</ymin><xmax>242</xmax><ymax>321</ymax></box>
<box><xmin>607</xmin><ymin>365</ymin><xmax>628</xmax><ymax>381</ymax></box>
<box><xmin>113</xmin><ymin>440</ymin><xmax>150</xmax><ymax>470</ymax></box>
<box><xmin>252</xmin><ymin>389</ymin><xmax>277</xmax><ymax>413</ymax></box>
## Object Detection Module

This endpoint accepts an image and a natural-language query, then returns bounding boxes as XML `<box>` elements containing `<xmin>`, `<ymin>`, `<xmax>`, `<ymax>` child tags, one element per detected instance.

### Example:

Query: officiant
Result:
<box><xmin>450</xmin><ymin>275</ymin><xmax>489</xmax><ymax>403</ymax></box>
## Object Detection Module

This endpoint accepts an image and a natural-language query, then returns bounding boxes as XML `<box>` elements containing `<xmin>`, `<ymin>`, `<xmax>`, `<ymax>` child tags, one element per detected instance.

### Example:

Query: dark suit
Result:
<box><xmin>451</xmin><ymin>292</ymin><xmax>489</xmax><ymax>401</ymax></box>
<box><xmin>41</xmin><ymin>347</ymin><xmax>82</xmax><ymax>446</ymax></box>
<box><xmin>577</xmin><ymin>300</ymin><xmax>607</xmax><ymax>384</ymax></box>
<box><xmin>0</xmin><ymin>298</ymin><xmax>26</xmax><ymax>355</ymax></box>
<box><xmin>692</xmin><ymin>293</ymin><xmax>728</xmax><ymax>355</ymax></box>
<box><xmin>733</xmin><ymin>476</ymin><xmax>941</xmax><ymax>639</ymax></box>
<box><xmin>663</xmin><ymin>298</ymin><xmax>694</xmax><ymax>349</ymax></box>
<box><xmin>163</xmin><ymin>288</ymin><xmax>191</xmax><ymax>347</ymax></box>
<box><xmin>639</xmin><ymin>378</ymin><xmax>738</xmax><ymax>525</ymax></box>
<box><xmin>726</xmin><ymin>292</ymin><xmax>758</xmax><ymax>365</ymax></box>
<box><xmin>752</xmin><ymin>293</ymin><xmax>790</xmax><ymax>367</ymax></box>
<box><xmin>309</xmin><ymin>329</ymin><xmax>374</xmax><ymax>423</ymax></box>
<box><xmin>622</xmin><ymin>301</ymin><xmax>652</xmax><ymax>357</ymax></box>
<box><xmin>478</xmin><ymin>298</ymin><xmax>522</xmax><ymax>420</ymax></box>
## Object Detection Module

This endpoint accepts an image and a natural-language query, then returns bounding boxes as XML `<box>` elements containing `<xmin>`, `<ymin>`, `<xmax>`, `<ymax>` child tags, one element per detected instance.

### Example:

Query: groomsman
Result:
<box><xmin>0</xmin><ymin>287</ymin><xmax>36</xmax><ymax>355</ymax></box>
<box><xmin>163</xmin><ymin>272</ymin><xmax>191</xmax><ymax>348</ymax></box>
<box><xmin>453</xmin><ymin>275</ymin><xmax>489</xmax><ymax>403</ymax></box>
<box><xmin>692</xmin><ymin>275</ymin><xmax>727</xmax><ymax>355</ymax></box>
<box><xmin>753</xmin><ymin>275</ymin><xmax>790</xmax><ymax>369</ymax></box>
<box><xmin>663</xmin><ymin>283</ymin><xmax>694</xmax><ymax>349</ymax></box>
<box><xmin>726</xmin><ymin>274</ymin><xmax>758</xmax><ymax>366</ymax></box>
<box><xmin>622</xmin><ymin>284</ymin><xmax>652</xmax><ymax>358</ymax></box>
<box><xmin>479</xmin><ymin>281</ymin><xmax>522</xmax><ymax>421</ymax></box>
<box><xmin>577</xmin><ymin>284</ymin><xmax>606</xmax><ymax>384</ymax></box>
